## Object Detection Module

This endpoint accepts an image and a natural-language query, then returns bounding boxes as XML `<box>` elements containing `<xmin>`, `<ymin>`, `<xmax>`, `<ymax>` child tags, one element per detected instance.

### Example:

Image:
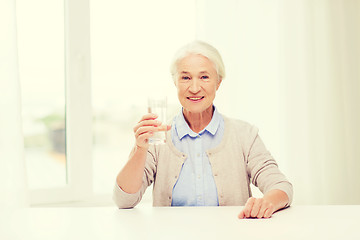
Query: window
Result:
<box><xmin>17</xmin><ymin>0</ymin><xmax>196</xmax><ymax>205</ymax></box>
<box><xmin>17</xmin><ymin>0</ymin><xmax>67</xmax><ymax>190</ymax></box>
<box><xmin>17</xmin><ymin>0</ymin><xmax>92</xmax><ymax>205</ymax></box>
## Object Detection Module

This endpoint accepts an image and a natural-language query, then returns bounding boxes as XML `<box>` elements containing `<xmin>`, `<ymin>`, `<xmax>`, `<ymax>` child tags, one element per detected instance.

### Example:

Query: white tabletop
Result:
<box><xmin>1</xmin><ymin>204</ymin><xmax>360</xmax><ymax>240</ymax></box>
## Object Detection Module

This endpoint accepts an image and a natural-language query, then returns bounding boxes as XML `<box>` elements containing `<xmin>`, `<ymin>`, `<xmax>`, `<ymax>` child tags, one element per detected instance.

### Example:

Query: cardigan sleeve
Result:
<box><xmin>246</xmin><ymin>127</ymin><xmax>293</xmax><ymax>207</ymax></box>
<box><xmin>113</xmin><ymin>146</ymin><xmax>158</xmax><ymax>209</ymax></box>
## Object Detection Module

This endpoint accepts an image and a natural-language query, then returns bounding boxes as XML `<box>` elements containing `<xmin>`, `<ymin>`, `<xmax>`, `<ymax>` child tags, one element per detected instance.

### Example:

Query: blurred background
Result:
<box><xmin>1</xmin><ymin>0</ymin><xmax>359</xmax><ymax>207</ymax></box>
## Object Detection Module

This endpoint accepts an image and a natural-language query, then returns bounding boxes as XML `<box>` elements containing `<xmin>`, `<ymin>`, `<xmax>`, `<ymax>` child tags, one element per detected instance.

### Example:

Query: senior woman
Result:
<box><xmin>113</xmin><ymin>41</ymin><xmax>293</xmax><ymax>219</ymax></box>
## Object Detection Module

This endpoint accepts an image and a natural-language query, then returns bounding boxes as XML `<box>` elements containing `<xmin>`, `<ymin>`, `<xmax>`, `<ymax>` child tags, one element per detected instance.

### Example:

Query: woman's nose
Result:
<box><xmin>189</xmin><ymin>79</ymin><xmax>201</xmax><ymax>93</ymax></box>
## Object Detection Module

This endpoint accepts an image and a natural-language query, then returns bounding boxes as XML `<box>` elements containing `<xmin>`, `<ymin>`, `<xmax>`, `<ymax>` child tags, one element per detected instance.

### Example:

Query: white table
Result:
<box><xmin>1</xmin><ymin>204</ymin><xmax>360</xmax><ymax>240</ymax></box>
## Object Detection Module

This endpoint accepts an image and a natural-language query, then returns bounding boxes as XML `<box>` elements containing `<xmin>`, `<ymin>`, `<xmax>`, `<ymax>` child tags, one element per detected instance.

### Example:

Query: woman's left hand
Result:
<box><xmin>238</xmin><ymin>197</ymin><xmax>275</xmax><ymax>219</ymax></box>
<box><xmin>238</xmin><ymin>189</ymin><xmax>289</xmax><ymax>219</ymax></box>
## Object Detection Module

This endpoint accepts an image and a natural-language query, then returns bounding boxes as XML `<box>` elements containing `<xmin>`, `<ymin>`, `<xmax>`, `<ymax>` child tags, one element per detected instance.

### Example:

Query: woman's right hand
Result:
<box><xmin>133</xmin><ymin>113</ymin><xmax>171</xmax><ymax>149</ymax></box>
<box><xmin>117</xmin><ymin>113</ymin><xmax>170</xmax><ymax>195</ymax></box>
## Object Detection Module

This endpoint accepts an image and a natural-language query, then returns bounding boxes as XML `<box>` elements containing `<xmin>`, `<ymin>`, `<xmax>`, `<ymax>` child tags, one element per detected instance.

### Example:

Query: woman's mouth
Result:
<box><xmin>187</xmin><ymin>96</ymin><xmax>204</xmax><ymax>102</ymax></box>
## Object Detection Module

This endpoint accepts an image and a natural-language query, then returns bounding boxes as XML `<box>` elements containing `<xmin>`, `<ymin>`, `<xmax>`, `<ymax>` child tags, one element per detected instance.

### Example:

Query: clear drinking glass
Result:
<box><xmin>147</xmin><ymin>96</ymin><xmax>167</xmax><ymax>144</ymax></box>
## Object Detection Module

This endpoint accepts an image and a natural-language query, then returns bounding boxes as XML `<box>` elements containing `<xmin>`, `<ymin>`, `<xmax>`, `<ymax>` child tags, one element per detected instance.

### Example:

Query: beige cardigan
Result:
<box><xmin>113</xmin><ymin>116</ymin><xmax>293</xmax><ymax>208</ymax></box>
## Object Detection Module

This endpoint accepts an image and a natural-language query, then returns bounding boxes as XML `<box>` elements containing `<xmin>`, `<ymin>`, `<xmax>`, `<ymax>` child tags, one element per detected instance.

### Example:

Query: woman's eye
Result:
<box><xmin>201</xmin><ymin>75</ymin><xmax>209</xmax><ymax>80</ymax></box>
<box><xmin>181</xmin><ymin>76</ymin><xmax>190</xmax><ymax>80</ymax></box>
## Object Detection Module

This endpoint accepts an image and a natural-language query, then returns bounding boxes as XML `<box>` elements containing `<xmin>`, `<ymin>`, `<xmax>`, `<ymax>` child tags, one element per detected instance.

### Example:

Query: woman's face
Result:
<box><xmin>175</xmin><ymin>54</ymin><xmax>221</xmax><ymax>114</ymax></box>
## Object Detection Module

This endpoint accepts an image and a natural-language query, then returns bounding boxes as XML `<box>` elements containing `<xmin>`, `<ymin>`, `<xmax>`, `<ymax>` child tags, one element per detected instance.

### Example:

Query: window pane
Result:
<box><xmin>90</xmin><ymin>0</ymin><xmax>196</xmax><ymax>194</ymax></box>
<box><xmin>16</xmin><ymin>0</ymin><xmax>66</xmax><ymax>189</ymax></box>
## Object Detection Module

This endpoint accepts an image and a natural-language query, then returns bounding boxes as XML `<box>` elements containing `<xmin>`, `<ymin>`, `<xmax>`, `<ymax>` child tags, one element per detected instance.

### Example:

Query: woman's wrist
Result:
<box><xmin>131</xmin><ymin>144</ymin><xmax>148</xmax><ymax>158</ymax></box>
<box><xmin>263</xmin><ymin>189</ymin><xmax>289</xmax><ymax>211</ymax></box>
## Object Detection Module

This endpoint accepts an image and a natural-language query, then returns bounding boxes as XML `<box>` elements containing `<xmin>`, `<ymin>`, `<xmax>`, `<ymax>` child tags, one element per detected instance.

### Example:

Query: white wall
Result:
<box><xmin>196</xmin><ymin>0</ymin><xmax>360</xmax><ymax>204</ymax></box>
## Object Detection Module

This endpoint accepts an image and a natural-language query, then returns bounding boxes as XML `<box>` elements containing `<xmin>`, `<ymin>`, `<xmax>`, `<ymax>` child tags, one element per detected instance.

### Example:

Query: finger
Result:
<box><xmin>238</xmin><ymin>208</ymin><xmax>246</xmax><ymax>219</ymax></box>
<box><xmin>166</xmin><ymin>124</ymin><xmax>171</xmax><ymax>131</ymax></box>
<box><xmin>263</xmin><ymin>208</ymin><xmax>272</xmax><ymax>218</ymax></box>
<box><xmin>264</xmin><ymin>206</ymin><xmax>275</xmax><ymax>218</ymax></box>
<box><xmin>156</xmin><ymin>124</ymin><xmax>171</xmax><ymax>132</ymax></box>
<box><xmin>243</xmin><ymin>197</ymin><xmax>256</xmax><ymax>218</ymax></box>
<box><xmin>138</xmin><ymin>124</ymin><xmax>171</xmax><ymax>134</ymax></box>
<box><xmin>250</xmin><ymin>198</ymin><xmax>262</xmax><ymax>218</ymax></box>
<box><xmin>257</xmin><ymin>205</ymin><xmax>268</xmax><ymax>219</ymax></box>
<box><xmin>135</xmin><ymin>124</ymin><xmax>170</xmax><ymax>140</ymax></box>
<box><xmin>135</xmin><ymin>126</ymin><xmax>158</xmax><ymax>139</ymax></box>
<box><xmin>133</xmin><ymin>120</ymin><xmax>161</xmax><ymax>133</ymax></box>
<box><xmin>139</xmin><ymin>113</ymin><xmax>158</xmax><ymax>122</ymax></box>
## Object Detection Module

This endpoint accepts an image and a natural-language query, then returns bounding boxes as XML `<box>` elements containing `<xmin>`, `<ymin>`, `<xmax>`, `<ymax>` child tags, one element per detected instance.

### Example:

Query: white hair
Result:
<box><xmin>170</xmin><ymin>40</ymin><xmax>225</xmax><ymax>82</ymax></box>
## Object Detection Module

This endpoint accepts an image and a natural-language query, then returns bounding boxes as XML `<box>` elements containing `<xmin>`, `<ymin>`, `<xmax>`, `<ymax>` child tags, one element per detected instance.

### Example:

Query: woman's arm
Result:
<box><xmin>238</xmin><ymin>189</ymin><xmax>289</xmax><ymax>219</ymax></box>
<box><xmin>116</xmin><ymin>145</ymin><xmax>149</xmax><ymax>194</ymax></box>
<box><xmin>116</xmin><ymin>113</ymin><xmax>170</xmax><ymax>194</ymax></box>
<box><xmin>239</xmin><ymin>126</ymin><xmax>293</xmax><ymax>218</ymax></box>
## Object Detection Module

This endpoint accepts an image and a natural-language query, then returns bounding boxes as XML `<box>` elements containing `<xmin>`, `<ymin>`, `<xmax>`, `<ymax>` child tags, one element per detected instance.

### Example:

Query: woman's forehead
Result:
<box><xmin>177</xmin><ymin>54</ymin><xmax>216</xmax><ymax>73</ymax></box>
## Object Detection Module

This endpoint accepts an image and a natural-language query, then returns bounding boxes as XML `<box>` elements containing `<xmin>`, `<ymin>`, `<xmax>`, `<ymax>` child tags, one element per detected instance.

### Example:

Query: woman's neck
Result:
<box><xmin>183</xmin><ymin>106</ymin><xmax>214</xmax><ymax>133</ymax></box>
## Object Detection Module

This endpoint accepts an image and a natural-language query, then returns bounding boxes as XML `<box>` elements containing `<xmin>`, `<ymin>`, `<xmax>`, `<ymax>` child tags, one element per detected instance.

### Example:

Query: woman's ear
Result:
<box><xmin>172</xmin><ymin>74</ymin><xmax>176</xmax><ymax>86</ymax></box>
<box><xmin>216</xmin><ymin>77</ymin><xmax>222</xmax><ymax>90</ymax></box>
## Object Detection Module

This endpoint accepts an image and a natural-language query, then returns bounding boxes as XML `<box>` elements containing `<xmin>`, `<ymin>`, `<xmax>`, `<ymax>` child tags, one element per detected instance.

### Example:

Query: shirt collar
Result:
<box><xmin>174</xmin><ymin>106</ymin><xmax>221</xmax><ymax>140</ymax></box>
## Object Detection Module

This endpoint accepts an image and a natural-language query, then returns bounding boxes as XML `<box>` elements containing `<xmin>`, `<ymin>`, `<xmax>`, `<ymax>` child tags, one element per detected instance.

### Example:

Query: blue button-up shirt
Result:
<box><xmin>171</xmin><ymin>106</ymin><xmax>224</xmax><ymax>206</ymax></box>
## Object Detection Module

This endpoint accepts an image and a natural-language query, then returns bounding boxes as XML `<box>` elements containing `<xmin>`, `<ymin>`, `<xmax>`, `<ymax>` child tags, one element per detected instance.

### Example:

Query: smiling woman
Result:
<box><xmin>114</xmin><ymin>41</ymin><xmax>293</xmax><ymax>219</ymax></box>
<box><xmin>170</xmin><ymin>41</ymin><xmax>225</xmax><ymax>132</ymax></box>
<box><xmin>175</xmin><ymin>54</ymin><xmax>221</xmax><ymax>126</ymax></box>
<box><xmin>8</xmin><ymin>0</ymin><xmax>358</xmax><ymax>208</ymax></box>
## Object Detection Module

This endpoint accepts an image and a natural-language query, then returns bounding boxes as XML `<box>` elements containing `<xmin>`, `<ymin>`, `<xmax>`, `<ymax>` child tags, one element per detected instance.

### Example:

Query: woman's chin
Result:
<box><xmin>183</xmin><ymin>105</ymin><xmax>212</xmax><ymax>115</ymax></box>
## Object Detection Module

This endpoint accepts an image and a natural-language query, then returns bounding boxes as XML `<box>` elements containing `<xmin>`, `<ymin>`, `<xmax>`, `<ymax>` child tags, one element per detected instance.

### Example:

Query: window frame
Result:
<box><xmin>29</xmin><ymin>0</ymin><xmax>93</xmax><ymax>206</ymax></box>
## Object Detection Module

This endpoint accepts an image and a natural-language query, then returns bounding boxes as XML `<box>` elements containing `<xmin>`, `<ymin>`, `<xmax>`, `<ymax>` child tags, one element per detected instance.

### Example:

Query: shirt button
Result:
<box><xmin>214</xmin><ymin>173</ymin><xmax>218</xmax><ymax>177</ymax></box>
<box><xmin>168</xmin><ymin>196</ymin><xmax>171</xmax><ymax>200</ymax></box>
<box><xmin>175</xmin><ymin>175</ymin><xmax>178</xmax><ymax>179</ymax></box>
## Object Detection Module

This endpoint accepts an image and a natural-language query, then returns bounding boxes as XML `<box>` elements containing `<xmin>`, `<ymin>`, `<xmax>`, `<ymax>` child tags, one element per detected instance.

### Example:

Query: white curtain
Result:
<box><xmin>0</xmin><ymin>0</ymin><xmax>28</xmax><ymax>209</ymax></box>
<box><xmin>278</xmin><ymin>0</ymin><xmax>360</xmax><ymax>204</ymax></box>
<box><xmin>196</xmin><ymin>0</ymin><xmax>360</xmax><ymax>204</ymax></box>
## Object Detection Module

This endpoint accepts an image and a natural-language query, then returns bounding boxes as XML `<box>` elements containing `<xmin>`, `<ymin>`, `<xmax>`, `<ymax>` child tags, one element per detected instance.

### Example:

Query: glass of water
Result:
<box><xmin>147</xmin><ymin>96</ymin><xmax>167</xmax><ymax>145</ymax></box>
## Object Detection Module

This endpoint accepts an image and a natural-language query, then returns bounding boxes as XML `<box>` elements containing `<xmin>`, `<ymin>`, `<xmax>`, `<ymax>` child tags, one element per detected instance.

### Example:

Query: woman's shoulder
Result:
<box><xmin>210</xmin><ymin>114</ymin><xmax>260</xmax><ymax>153</ymax></box>
<box><xmin>220</xmin><ymin>115</ymin><xmax>260</xmax><ymax>147</ymax></box>
<box><xmin>222</xmin><ymin>115</ymin><xmax>258</xmax><ymax>133</ymax></box>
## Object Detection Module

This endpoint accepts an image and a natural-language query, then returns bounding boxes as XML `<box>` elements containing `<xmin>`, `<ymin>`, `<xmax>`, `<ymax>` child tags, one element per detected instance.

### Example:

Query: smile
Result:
<box><xmin>187</xmin><ymin>96</ymin><xmax>204</xmax><ymax>101</ymax></box>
